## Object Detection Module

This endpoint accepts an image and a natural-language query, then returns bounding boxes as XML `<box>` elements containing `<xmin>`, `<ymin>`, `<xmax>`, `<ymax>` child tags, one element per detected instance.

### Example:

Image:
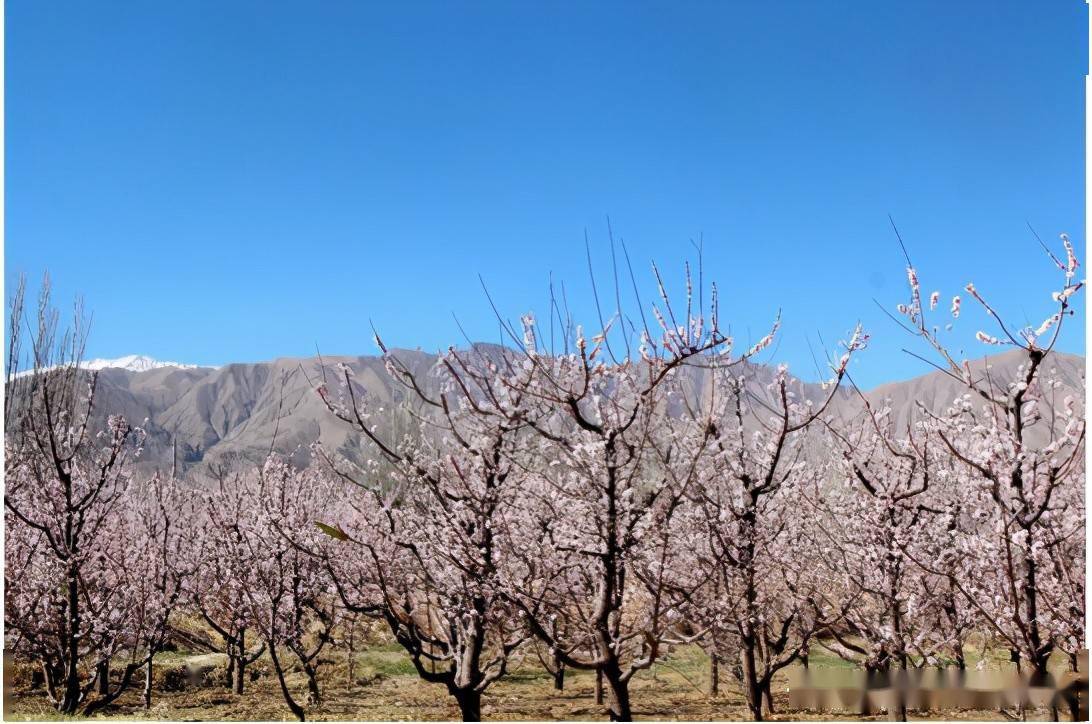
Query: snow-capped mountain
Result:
<box><xmin>13</xmin><ymin>355</ymin><xmax>207</xmax><ymax>377</ymax></box>
<box><xmin>81</xmin><ymin>355</ymin><xmax>201</xmax><ymax>372</ymax></box>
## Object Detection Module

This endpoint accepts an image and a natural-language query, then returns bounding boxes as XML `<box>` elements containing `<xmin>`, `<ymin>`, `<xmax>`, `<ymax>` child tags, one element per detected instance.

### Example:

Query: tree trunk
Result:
<box><xmin>225</xmin><ymin>651</ymin><xmax>237</xmax><ymax>690</ymax></box>
<box><xmin>548</xmin><ymin>620</ymin><xmax>565</xmax><ymax>691</ymax></box>
<box><xmin>59</xmin><ymin>562</ymin><xmax>82</xmax><ymax>714</ymax></box>
<box><xmin>860</xmin><ymin>664</ymin><xmax>878</xmax><ymax>717</ymax></box>
<box><xmin>709</xmin><ymin>653</ymin><xmax>720</xmax><ymax>697</ymax></box>
<box><xmin>82</xmin><ymin>660</ymin><xmax>143</xmax><ymax>717</ymax></box>
<box><xmin>58</xmin><ymin>655</ymin><xmax>80</xmax><ymax>713</ymax></box>
<box><xmin>893</xmin><ymin>665</ymin><xmax>908</xmax><ymax>722</ymax></box>
<box><xmin>762</xmin><ymin>678</ymin><xmax>774</xmax><ymax>714</ymax></box>
<box><xmin>347</xmin><ymin>626</ymin><xmax>356</xmax><ymax>689</ymax></box>
<box><xmin>268</xmin><ymin>642</ymin><xmax>306</xmax><ymax>722</ymax></box>
<box><xmin>603</xmin><ymin>668</ymin><xmax>632</xmax><ymax>721</ymax></box>
<box><xmin>234</xmin><ymin>657</ymin><xmax>246</xmax><ymax>695</ymax></box>
<box><xmin>40</xmin><ymin>660</ymin><xmax>60</xmax><ymax>703</ymax></box>
<box><xmin>1064</xmin><ymin>684</ymin><xmax>1082</xmax><ymax>723</ymax></box>
<box><xmin>740</xmin><ymin>522</ymin><xmax>763</xmax><ymax>721</ymax></box>
<box><xmin>143</xmin><ymin>658</ymin><xmax>153</xmax><ymax>709</ymax></box>
<box><xmin>455</xmin><ymin>688</ymin><xmax>482</xmax><ymax>722</ymax></box>
<box><xmin>741</xmin><ymin>642</ymin><xmax>763</xmax><ymax>721</ymax></box>
<box><xmin>304</xmin><ymin>663</ymin><xmax>321</xmax><ymax>705</ymax></box>
<box><xmin>595</xmin><ymin>669</ymin><xmax>604</xmax><ymax>704</ymax></box>
<box><xmin>1024</xmin><ymin>544</ymin><xmax>1051</xmax><ymax>689</ymax></box>
<box><xmin>96</xmin><ymin>660</ymin><xmax>110</xmax><ymax>696</ymax></box>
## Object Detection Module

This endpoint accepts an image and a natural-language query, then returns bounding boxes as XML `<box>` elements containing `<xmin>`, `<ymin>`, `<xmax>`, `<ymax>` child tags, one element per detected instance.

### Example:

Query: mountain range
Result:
<box><xmin>30</xmin><ymin>349</ymin><xmax>1088</xmax><ymax>480</ymax></box>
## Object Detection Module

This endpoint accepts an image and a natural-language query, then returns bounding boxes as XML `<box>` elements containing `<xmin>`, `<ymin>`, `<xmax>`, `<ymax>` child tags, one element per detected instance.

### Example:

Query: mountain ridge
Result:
<box><xmin>14</xmin><ymin>348</ymin><xmax>1084</xmax><ymax>480</ymax></box>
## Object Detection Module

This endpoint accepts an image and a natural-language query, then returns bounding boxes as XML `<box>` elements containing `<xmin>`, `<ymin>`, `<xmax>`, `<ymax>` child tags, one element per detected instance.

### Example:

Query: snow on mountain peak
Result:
<box><xmin>81</xmin><ymin>355</ymin><xmax>201</xmax><ymax>372</ymax></box>
<box><xmin>11</xmin><ymin>354</ymin><xmax>209</xmax><ymax>378</ymax></box>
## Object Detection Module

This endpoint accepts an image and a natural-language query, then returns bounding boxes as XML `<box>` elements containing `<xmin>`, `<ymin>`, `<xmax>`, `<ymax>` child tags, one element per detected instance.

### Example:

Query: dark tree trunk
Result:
<box><xmin>1023</xmin><ymin>537</ymin><xmax>1055</xmax><ymax>705</ymax></box>
<box><xmin>548</xmin><ymin>620</ymin><xmax>565</xmax><ymax>691</ymax></box>
<box><xmin>304</xmin><ymin>663</ymin><xmax>321</xmax><ymax>705</ymax></box>
<box><xmin>894</xmin><ymin>667</ymin><xmax>908</xmax><ymax>722</ymax></box>
<box><xmin>82</xmin><ymin>660</ymin><xmax>144</xmax><ymax>716</ymax></box>
<box><xmin>455</xmin><ymin>688</ymin><xmax>482</xmax><ymax>722</ymax></box>
<box><xmin>709</xmin><ymin>653</ymin><xmax>720</xmax><ymax>697</ymax></box>
<box><xmin>59</xmin><ymin>563</ymin><xmax>82</xmax><ymax>714</ymax></box>
<box><xmin>595</xmin><ymin>669</ymin><xmax>604</xmax><ymax>705</ymax></box>
<box><xmin>553</xmin><ymin>663</ymin><xmax>565</xmax><ymax>692</ymax></box>
<box><xmin>740</xmin><ymin>512</ymin><xmax>764</xmax><ymax>722</ymax></box>
<box><xmin>234</xmin><ymin>657</ymin><xmax>247</xmax><ymax>695</ymax></box>
<box><xmin>603</xmin><ymin>668</ymin><xmax>632</xmax><ymax>722</ymax></box>
<box><xmin>96</xmin><ymin>660</ymin><xmax>110</xmax><ymax>696</ymax></box>
<box><xmin>268</xmin><ymin>642</ymin><xmax>306</xmax><ymax>721</ymax></box>
<box><xmin>225</xmin><ymin>652</ymin><xmax>237</xmax><ymax>690</ymax></box>
<box><xmin>1063</xmin><ymin>682</ymin><xmax>1083</xmax><ymax>723</ymax></box>
<box><xmin>860</xmin><ymin>664</ymin><xmax>878</xmax><ymax>717</ymax></box>
<box><xmin>347</xmin><ymin>626</ymin><xmax>356</xmax><ymax>689</ymax></box>
<box><xmin>742</xmin><ymin>640</ymin><xmax>763</xmax><ymax>721</ymax></box>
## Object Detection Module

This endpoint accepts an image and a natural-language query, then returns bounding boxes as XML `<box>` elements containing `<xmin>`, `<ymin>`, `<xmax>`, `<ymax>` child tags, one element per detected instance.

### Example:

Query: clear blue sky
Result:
<box><xmin>6</xmin><ymin>1</ymin><xmax>1086</xmax><ymax>387</ymax></box>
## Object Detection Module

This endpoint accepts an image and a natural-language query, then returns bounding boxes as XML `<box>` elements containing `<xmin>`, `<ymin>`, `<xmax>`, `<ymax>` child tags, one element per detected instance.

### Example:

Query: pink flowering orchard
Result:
<box><xmin>4</xmin><ymin>280</ymin><xmax>191</xmax><ymax>715</ymax></box>
<box><xmin>666</xmin><ymin>330</ymin><xmax>867</xmax><ymax>722</ymax></box>
<box><xmin>3</xmin><ymin>235</ymin><xmax>1086</xmax><ymax>722</ymax></box>
<box><xmin>315</xmin><ymin>344</ymin><xmax>531</xmax><ymax>722</ymax></box>
<box><xmin>6</xmin><ymin>0</ymin><xmax>1085</xmax><ymax>718</ymax></box>
<box><xmin>895</xmin><ymin>241</ymin><xmax>1086</xmax><ymax>688</ymax></box>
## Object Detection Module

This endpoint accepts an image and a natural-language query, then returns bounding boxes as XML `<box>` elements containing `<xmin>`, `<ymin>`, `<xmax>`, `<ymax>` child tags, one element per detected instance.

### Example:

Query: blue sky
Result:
<box><xmin>6</xmin><ymin>1</ymin><xmax>1086</xmax><ymax>387</ymax></box>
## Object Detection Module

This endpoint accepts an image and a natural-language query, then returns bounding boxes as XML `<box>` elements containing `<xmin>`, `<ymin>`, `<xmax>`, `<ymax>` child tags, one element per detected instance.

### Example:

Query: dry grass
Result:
<box><xmin>3</xmin><ymin>644</ymin><xmax>1060</xmax><ymax>721</ymax></box>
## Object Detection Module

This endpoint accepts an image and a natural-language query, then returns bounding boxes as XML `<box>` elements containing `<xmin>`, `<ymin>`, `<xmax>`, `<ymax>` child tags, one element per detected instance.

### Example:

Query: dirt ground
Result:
<box><xmin>3</xmin><ymin>644</ymin><xmax>1062</xmax><ymax>721</ymax></box>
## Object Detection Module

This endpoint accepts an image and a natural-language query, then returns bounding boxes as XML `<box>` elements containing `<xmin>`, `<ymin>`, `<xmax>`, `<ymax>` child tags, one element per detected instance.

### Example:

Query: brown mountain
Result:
<box><xmin>60</xmin><ymin>348</ymin><xmax>1087</xmax><ymax>480</ymax></box>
